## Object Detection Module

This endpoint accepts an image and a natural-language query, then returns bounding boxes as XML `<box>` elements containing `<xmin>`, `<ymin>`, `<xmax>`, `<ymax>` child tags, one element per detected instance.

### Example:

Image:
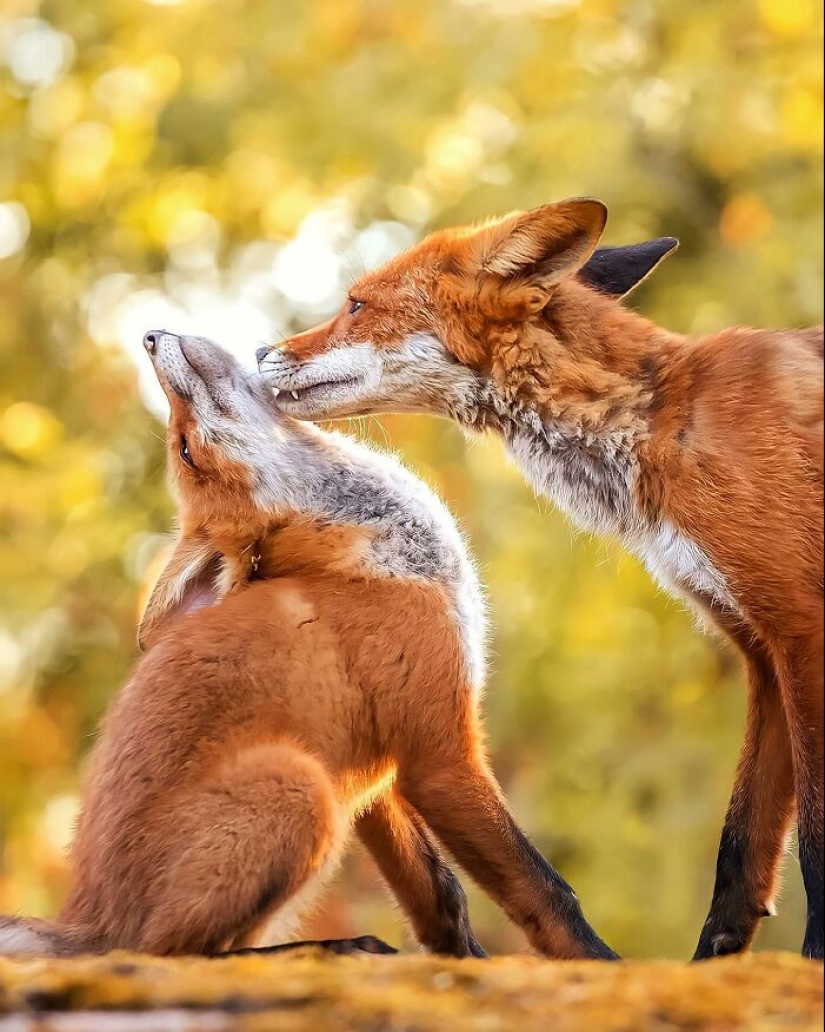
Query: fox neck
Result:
<box><xmin>182</xmin><ymin>418</ymin><xmax>481</xmax><ymax>604</ymax></box>
<box><xmin>453</xmin><ymin>288</ymin><xmax>684</xmax><ymax>538</ymax></box>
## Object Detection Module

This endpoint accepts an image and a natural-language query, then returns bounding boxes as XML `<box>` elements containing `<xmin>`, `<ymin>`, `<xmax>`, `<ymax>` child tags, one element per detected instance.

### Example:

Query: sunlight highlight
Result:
<box><xmin>0</xmin><ymin>202</ymin><xmax>30</xmax><ymax>260</ymax></box>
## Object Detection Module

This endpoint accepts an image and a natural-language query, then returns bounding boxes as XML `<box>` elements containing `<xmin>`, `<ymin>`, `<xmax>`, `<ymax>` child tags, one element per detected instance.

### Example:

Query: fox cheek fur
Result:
<box><xmin>260</xmin><ymin>199</ymin><xmax>824</xmax><ymax>961</ymax></box>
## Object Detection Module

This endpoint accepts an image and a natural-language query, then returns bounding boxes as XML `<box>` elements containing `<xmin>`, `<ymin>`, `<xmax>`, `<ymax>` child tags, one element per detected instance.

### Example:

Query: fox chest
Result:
<box><xmin>508</xmin><ymin>427</ymin><xmax>740</xmax><ymax>616</ymax></box>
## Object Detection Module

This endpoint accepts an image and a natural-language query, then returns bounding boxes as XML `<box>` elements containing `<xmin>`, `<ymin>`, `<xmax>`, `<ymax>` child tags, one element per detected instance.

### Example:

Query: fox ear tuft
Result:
<box><xmin>138</xmin><ymin>536</ymin><xmax>223</xmax><ymax>652</ymax></box>
<box><xmin>578</xmin><ymin>237</ymin><xmax>679</xmax><ymax>299</ymax></box>
<box><xmin>475</xmin><ymin>198</ymin><xmax>608</xmax><ymax>300</ymax></box>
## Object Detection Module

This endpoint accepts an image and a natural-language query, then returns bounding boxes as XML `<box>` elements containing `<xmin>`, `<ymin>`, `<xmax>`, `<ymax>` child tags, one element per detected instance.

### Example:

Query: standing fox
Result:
<box><xmin>0</xmin><ymin>332</ymin><xmax>618</xmax><ymax>961</ymax></box>
<box><xmin>258</xmin><ymin>199</ymin><xmax>825</xmax><ymax>960</ymax></box>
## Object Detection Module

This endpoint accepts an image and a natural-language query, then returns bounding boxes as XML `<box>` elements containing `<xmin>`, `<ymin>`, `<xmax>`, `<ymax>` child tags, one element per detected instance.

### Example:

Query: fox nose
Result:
<box><xmin>255</xmin><ymin>345</ymin><xmax>271</xmax><ymax>366</ymax></box>
<box><xmin>144</xmin><ymin>330</ymin><xmax>179</xmax><ymax>354</ymax></box>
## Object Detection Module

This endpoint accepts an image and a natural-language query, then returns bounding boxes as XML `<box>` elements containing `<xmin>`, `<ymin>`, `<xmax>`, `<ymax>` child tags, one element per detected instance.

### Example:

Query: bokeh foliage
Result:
<box><xmin>0</xmin><ymin>0</ymin><xmax>822</xmax><ymax>958</ymax></box>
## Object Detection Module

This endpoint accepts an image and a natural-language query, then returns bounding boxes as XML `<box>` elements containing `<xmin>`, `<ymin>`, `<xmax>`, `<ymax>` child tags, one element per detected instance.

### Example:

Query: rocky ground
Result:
<box><xmin>0</xmin><ymin>950</ymin><xmax>821</xmax><ymax>1031</ymax></box>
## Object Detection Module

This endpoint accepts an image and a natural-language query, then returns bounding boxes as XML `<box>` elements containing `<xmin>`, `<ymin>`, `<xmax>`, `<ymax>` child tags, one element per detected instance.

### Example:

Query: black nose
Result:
<box><xmin>144</xmin><ymin>330</ymin><xmax>181</xmax><ymax>353</ymax></box>
<box><xmin>256</xmin><ymin>345</ymin><xmax>271</xmax><ymax>366</ymax></box>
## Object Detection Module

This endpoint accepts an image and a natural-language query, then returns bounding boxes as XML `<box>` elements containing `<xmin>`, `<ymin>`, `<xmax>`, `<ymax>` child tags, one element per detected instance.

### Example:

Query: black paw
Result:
<box><xmin>582</xmin><ymin>933</ymin><xmax>622</xmax><ymax>961</ymax></box>
<box><xmin>322</xmin><ymin>935</ymin><xmax>398</xmax><ymax>956</ymax></box>
<box><xmin>220</xmin><ymin>934</ymin><xmax>398</xmax><ymax>959</ymax></box>
<box><xmin>693</xmin><ymin>927</ymin><xmax>749</xmax><ymax>961</ymax></box>
<box><xmin>570</xmin><ymin>914</ymin><xmax>621</xmax><ymax>960</ymax></box>
<box><xmin>434</xmin><ymin>935</ymin><xmax>488</xmax><ymax>959</ymax></box>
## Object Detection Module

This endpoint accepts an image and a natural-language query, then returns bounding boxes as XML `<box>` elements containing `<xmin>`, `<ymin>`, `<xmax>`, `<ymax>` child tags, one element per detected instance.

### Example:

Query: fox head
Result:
<box><xmin>138</xmin><ymin>331</ymin><xmax>294</xmax><ymax>651</ymax></box>
<box><xmin>257</xmin><ymin>198</ymin><xmax>677</xmax><ymax>422</ymax></box>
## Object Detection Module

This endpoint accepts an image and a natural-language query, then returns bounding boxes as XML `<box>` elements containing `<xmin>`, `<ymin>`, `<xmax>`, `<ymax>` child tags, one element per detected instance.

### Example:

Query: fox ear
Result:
<box><xmin>578</xmin><ymin>238</ymin><xmax>679</xmax><ymax>298</ymax></box>
<box><xmin>474</xmin><ymin>198</ymin><xmax>608</xmax><ymax>301</ymax></box>
<box><xmin>138</xmin><ymin>535</ymin><xmax>223</xmax><ymax>652</ymax></box>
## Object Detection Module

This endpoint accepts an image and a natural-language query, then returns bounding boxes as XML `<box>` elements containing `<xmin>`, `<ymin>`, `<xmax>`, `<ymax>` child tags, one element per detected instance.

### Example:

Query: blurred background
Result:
<box><xmin>0</xmin><ymin>0</ymin><xmax>822</xmax><ymax>960</ymax></box>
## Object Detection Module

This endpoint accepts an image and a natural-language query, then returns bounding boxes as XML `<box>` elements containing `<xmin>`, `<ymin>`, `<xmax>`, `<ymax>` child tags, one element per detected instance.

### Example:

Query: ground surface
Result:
<box><xmin>0</xmin><ymin>951</ymin><xmax>820</xmax><ymax>1031</ymax></box>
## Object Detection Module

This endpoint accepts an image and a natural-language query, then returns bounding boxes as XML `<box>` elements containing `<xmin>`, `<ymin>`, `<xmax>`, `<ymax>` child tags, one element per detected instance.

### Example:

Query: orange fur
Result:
<box><xmin>260</xmin><ymin>199</ymin><xmax>824</xmax><ymax>959</ymax></box>
<box><xmin>0</xmin><ymin>332</ymin><xmax>620</xmax><ymax>962</ymax></box>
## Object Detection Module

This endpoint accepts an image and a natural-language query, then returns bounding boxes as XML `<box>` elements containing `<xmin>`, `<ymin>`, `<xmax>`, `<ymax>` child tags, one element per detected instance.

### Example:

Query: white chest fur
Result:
<box><xmin>633</xmin><ymin>520</ymin><xmax>740</xmax><ymax>615</ymax></box>
<box><xmin>507</xmin><ymin>418</ymin><xmax>740</xmax><ymax>618</ymax></box>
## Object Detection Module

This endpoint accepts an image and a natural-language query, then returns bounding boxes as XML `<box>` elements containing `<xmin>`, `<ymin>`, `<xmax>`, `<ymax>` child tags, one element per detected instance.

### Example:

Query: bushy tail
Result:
<box><xmin>0</xmin><ymin>916</ymin><xmax>87</xmax><ymax>958</ymax></box>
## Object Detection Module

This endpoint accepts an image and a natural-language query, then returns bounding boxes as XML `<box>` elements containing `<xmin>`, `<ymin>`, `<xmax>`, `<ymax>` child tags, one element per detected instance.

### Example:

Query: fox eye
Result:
<box><xmin>179</xmin><ymin>435</ymin><xmax>197</xmax><ymax>470</ymax></box>
<box><xmin>348</xmin><ymin>298</ymin><xmax>365</xmax><ymax>316</ymax></box>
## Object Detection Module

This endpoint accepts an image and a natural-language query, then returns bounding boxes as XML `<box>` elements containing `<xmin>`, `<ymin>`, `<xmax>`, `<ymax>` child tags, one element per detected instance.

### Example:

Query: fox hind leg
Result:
<box><xmin>138</xmin><ymin>742</ymin><xmax>347</xmax><ymax>956</ymax></box>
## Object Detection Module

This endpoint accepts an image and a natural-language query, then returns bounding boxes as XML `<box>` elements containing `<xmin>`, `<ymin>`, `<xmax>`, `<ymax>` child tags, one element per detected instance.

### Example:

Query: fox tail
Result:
<box><xmin>0</xmin><ymin>915</ymin><xmax>86</xmax><ymax>958</ymax></box>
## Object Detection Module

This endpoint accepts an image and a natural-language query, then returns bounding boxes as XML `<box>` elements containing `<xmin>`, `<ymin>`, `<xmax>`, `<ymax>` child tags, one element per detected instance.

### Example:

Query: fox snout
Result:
<box><xmin>257</xmin><ymin>344</ymin><xmax>301</xmax><ymax>376</ymax></box>
<box><xmin>143</xmin><ymin>329</ymin><xmax>179</xmax><ymax>356</ymax></box>
<box><xmin>146</xmin><ymin>330</ymin><xmax>238</xmax><ymax>380</ymax></box>
<box><xmin>257</xmin><ymin>346</ymin><xmax>309</xmax><ymax>395</ymax></box>
<box><xmin>144</xmin><ymin>330</ymin><xmax>162</xmax><ymax>353</ymax></box>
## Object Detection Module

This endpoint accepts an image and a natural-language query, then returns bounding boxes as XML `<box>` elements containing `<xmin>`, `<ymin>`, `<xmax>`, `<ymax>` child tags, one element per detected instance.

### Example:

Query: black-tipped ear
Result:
<box><xmin>578</xmin><ymin>238</ymin><xmax>679</xmax><ymax>299</ymax></box>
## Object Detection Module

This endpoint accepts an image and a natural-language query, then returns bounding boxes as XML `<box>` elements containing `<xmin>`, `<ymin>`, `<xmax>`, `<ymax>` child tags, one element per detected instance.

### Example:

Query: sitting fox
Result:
<box><xmin>258</xmin><ymin>201</ymin><xmax>824</xmax><ymax>960</ymax></box>
<box><xmin>0</xmin><ymin>332</ymin><xmax>617</xmax><ymax>961</ymax></box>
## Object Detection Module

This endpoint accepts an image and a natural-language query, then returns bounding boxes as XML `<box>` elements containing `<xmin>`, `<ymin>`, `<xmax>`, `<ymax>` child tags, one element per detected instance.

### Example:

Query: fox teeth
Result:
<box><xmin>271</xmin><ymin>387</ymin><xmax>280</xmax><ymax>397</ymax></box>
<box><xmin>291</xmin><ymin>391</ymin><xmax>299</xmax><ymax>400</ymax></box>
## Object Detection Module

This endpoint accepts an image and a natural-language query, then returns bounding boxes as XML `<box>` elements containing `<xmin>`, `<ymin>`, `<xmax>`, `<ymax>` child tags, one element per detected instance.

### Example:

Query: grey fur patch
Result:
<box><xmin>249</xmin><ymin>423</ymin><xmax>488</xmax><ymax>687</ymax></box>
<box><xmin>252</xmin><ymin>423</ymin><xmax>464</xmax><ymax>582</ymax></box>
<box><xmin>454</xmin><ymin>381</ymin><xmax>641</xmax><ymax>538</ymax></box>
<box><xmin>455</xmin><ymin>379</ymin><xmax>739</xmax><ymax>615</ymax></box>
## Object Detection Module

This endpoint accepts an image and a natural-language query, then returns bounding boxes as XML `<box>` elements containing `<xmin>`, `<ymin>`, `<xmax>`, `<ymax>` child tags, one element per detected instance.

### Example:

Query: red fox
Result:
<box><xmin>257</xmin><ymin>200</ymin><xmax>825</xmax><ymax>960</ymax></box>
<box><xmin>0</xmin><ymin>332</ymin><xmax>619</xmax><ymax>961</ymax></box>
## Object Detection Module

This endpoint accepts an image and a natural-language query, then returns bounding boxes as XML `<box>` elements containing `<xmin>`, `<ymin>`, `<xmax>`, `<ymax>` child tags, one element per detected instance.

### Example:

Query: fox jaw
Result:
<box><xmin>257</xmin><ymin>198</ymin><xmax>677</xmax><ymax>424</ymax></box>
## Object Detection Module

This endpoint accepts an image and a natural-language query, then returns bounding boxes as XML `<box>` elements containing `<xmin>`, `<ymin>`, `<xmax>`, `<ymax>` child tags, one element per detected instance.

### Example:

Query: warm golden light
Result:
<box><xmin>0</xmin><ymin>0</ymin><xmax>821</xmax><ymax>960</ymax></box>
